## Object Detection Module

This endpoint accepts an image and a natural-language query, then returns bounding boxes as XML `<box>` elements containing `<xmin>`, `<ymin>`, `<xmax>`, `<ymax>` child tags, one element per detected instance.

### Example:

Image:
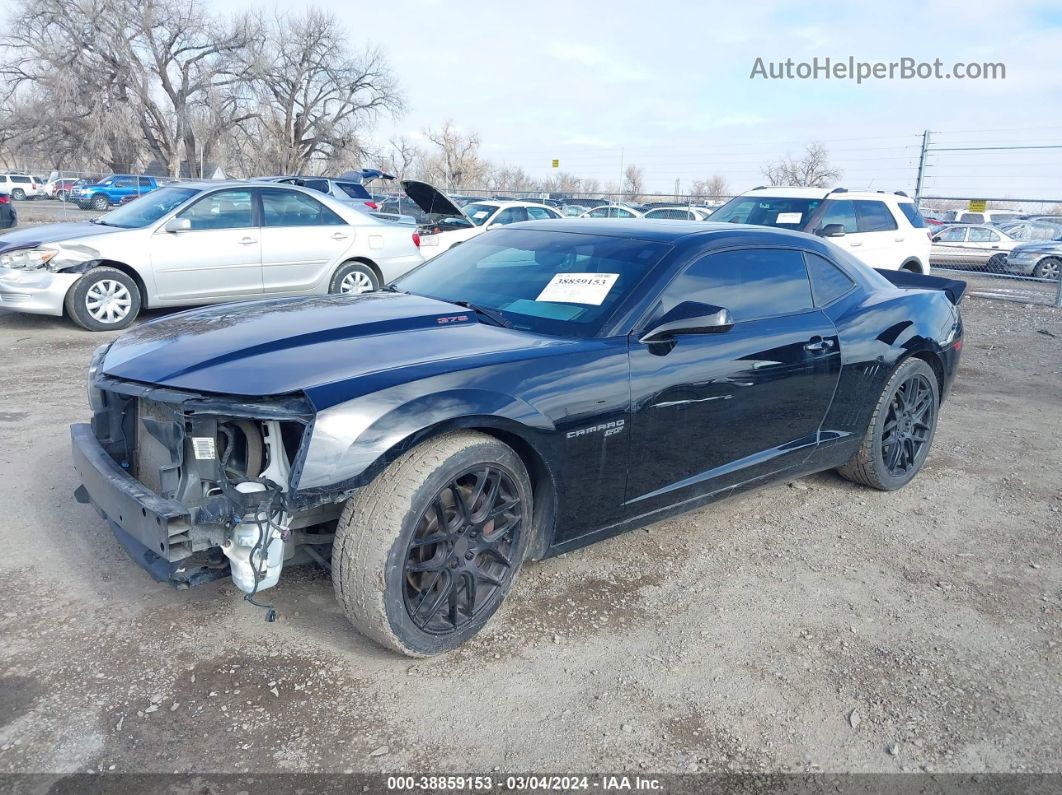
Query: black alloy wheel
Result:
<box><xmin>880</xmin><ymin>373</ymin><xmax>936</xmax><ymax>478</ymax></box>
<box><xmin>403</xmin><ymin>466</ymin><xmax>522</xmax><ymax>634</ymax></box>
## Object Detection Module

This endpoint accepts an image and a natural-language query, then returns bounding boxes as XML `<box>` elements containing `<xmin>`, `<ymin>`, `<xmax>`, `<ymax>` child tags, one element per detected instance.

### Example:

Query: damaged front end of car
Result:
<box><xmin>71</xmin><ymin>344</ymin><xmax>337</xmax><ymax>596</ymax></box>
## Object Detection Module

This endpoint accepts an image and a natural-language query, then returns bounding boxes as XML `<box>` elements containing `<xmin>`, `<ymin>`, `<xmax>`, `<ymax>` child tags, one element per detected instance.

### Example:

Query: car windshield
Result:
<box><xmin>95</xmin><ymin>187</ymin><xmax>201</xmax><ymax>228</ymax></box>
<box><xmin>709</xmin><ymin>196</ymin><xmax>822</xmax><ymax>230</ymax></box>
<box><xmin>461</xmin><ymin>204</ymin><xmax>499</xmax><ymax>226</ymax></box>
<box><xmin>392</xmin><ymin>229</ymin><xmax>671</xmax><ymax>338</ymax></box>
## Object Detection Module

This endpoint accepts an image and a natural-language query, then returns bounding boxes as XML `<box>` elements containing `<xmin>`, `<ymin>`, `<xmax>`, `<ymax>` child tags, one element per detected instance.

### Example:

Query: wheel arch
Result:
<box><xmin>336</xmin><ymin>256</ymin><xmax>382</xmax><ymax>285</ymax></box>
<box><xmin>58</xmin><ymin>259</ymin><xmax>150</xmax><ymax>309</ymax></box>
<box><xmin>899</xmin><ymin>348</ymin><xmax>946</xmax><ymax>403</ymax></box>
<box><xmin>900</xmin><ymin>258</ymin><xmax>924</xmax><ymax>273</ymax></box>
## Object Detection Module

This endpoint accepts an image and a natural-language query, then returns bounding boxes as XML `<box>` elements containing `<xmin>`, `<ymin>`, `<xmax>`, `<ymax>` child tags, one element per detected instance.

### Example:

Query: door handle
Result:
<box><xmin>848</xmin><ymin>241</ymin><xmax>863</xmax><ymax>247</ymax></box>
<box><xmin>894</xmin><ymin>237</ymin><xmax>905</xmax><ymax>242</ymax></box>
<box><xmin>238</xmin><ymin>237</ymin><xmax>257</xmax><ymax>245</ymax></box>
<box><xmin>804</xmin><ymin>337</ymin><xmax>836</xmax><ymax>353</ymax></box>
<box><xmin>331</xmin><ymin>232</ymin><xmax>350</xmax><ymax>240</ymax></box>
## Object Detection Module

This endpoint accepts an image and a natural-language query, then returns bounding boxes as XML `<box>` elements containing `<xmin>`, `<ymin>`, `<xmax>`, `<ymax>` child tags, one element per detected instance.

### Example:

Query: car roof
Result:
<box><xmin>741</xmin><ymin>186</ymin><xmax>914</xmax><ymax>202</ymax></box>
<box><xmin>502</xmin><ymin>218</ymin><xmax>818</xmax><ymax>244</ymax></box>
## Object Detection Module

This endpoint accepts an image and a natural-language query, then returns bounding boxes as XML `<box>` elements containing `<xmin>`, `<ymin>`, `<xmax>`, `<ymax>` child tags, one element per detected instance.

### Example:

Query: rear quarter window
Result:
<box><xmin>897</xmin><ymin>203</ymin><xmax>927</xmax><ymax>228</ymax></box>
<box><xmin>854</xmin><ymin>201</ymin><xmax>898</xmax><ymax>232</ymax></box>
<box><xmin>804</xmin><ymin>252</ymin><xmax>856</xmax><ymax>306</ymax></box>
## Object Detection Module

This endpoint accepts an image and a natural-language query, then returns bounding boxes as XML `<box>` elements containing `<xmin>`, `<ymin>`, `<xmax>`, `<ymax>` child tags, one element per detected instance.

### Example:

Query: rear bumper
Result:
<box><xmin>0</xmin><ymin>267</ymin><xmax>79</xmax><ymax>315</ymax></box>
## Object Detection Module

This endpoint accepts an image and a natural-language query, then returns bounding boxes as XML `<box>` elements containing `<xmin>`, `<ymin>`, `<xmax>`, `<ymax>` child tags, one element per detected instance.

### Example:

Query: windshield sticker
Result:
<box><xmin>536</xmin><ymin>273</ymin><xmax>619</xmax><ymax>305</ymax></box>
<box><xmin>471</xmin><ymin>210</ymin><xmax>490</xmax><ymax>219</ymax></box>
<box><xmin>775</xmin><ymin>212</ymin><xmax>803</xmax><ymax>224</ymax></box>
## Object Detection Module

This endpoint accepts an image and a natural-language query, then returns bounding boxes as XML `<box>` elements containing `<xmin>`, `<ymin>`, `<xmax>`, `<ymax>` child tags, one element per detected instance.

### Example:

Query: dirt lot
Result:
<box><xmin>0</xmin><ymin>291</ymin><xmax>1059</xmax><ymax>777</ymax></box>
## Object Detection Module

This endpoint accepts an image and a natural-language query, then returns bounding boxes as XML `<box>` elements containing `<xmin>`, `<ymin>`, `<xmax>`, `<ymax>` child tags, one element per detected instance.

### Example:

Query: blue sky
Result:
<box><xmin>234</xmin><ymin>0</ymin><xmax>1062</xmax><ymax>197</ymax></box>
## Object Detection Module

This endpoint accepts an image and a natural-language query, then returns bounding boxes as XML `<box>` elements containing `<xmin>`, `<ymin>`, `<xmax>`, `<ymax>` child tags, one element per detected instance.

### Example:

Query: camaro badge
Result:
<box><xmin>566</xmin><ymin>419</ymin><xmax>625</xmax><ymax>439</ymax></box>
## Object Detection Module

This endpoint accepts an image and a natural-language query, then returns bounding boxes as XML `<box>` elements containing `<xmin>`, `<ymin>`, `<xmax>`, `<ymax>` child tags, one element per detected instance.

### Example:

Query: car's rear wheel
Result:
<box><xmin>332</xmin><ymin>431</ymin><xmax>532</xmax><ymax>656</ymax></box>
<box><xmin>11</xmin><ymin>188</ymin><xmax>25</xmax><ymax>201</ymax></box>
<box><xmin>329</xmin><ymin>261</ymin><xmax>379</xmax><ymax>294</ymax></box>
<box><xmin>1033</xmin><ymin>257</ymin><xmax>1061</xmax><ymax>280</ymax></box>
<box><xmin>64</xmin><ymin>266</ymin><xmax>142</xmax><ymax>331</ymax></box>
<box><xmin>985</xmin><ymin>253</ymin><xmax>1006</xmax><ymax>271</ymax></box>
<box><xmin>56</xmin><ymin>190</ymin><xmax>68</xmax><ymax>202</ymax></box>
<box><xmin>91</xmin><ymin>195</ymin><xmax>109</xmax><ymax>211</ymax></box>
<box><xmin>836</xmin><ymin>358</ymin><xmax>939</xmax><ymax>491</ymax></box>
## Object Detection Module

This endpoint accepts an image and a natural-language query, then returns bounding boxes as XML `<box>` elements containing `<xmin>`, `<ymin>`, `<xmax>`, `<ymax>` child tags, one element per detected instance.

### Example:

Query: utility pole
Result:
<box><xmin>618</xmin><ymin>148</ymin><xmax>624</xmax><ymax>200</ymax></box>
<box><xmin>674</xmin><ymin>178</ymin><xmax>680</xmax><ymax>200</ymax></box>
<box><xmin>914</xmin><ymin>129</ymin><xmax>931</xmax><ymax>204</ymax></box>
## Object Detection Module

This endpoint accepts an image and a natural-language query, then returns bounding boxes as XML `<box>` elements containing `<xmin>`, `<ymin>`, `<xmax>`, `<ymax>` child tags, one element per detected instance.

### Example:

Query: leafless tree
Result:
<box><xmin>761</xmin><ymin>142</ymin><xmax>841</xmax><ymax>188</ymax></box>
<box><xmin>376</xmin><ymin>137</ymin><xmax>419</xmax><ymax>180</ymax></box>
<box><xmin>1</xmin><ymin>0</ymin><xmax>260</xmax><ymax>176</ymax></box>
<box><xmin>622</xmin><ymin>164</ymin><xmax>645</xmax><ymax>200</ymax></box>
<box><xmin>243</xmin><ymin>8</ymin><xmax>402</xmax><ymax>175</ymax></box>
<box><xmin>421</xmin><ymin>121</ymin><xmax>489</xmax><ymax>188</ymax></box>
<box><xmin>690</xmin><ymin>173</ymin><xmax>729</xmax><ymax>198</ymax></box>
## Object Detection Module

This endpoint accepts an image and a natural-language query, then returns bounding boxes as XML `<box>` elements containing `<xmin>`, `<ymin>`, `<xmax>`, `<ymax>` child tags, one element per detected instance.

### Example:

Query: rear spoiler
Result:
<box><xmin>876</xmin><ymin>269</ymin><xmax>967</xmax><ymax>306</ymax></box>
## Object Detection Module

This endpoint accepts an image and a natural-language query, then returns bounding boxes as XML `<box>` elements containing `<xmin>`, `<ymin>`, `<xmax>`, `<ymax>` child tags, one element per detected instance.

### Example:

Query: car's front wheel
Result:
<box><xmin>91</xmin><ymin>195</ymin><xmax>109</xmax><ymax>211</ymax></box>
<box><xmin>64</xmin><ymin>266</ymin><xmax>142</xmax><ymax>331</ymax></box>
<box><xmin>332</xmin><ymin>431</ymin><xmax>533</xmax><ymax>656</ymax></box>
<box><xmin>329</xmin><ymin>261</ymin><xmax>379</xmax><ymax>295</ymax></box>
<box><xmin>1033</xmin><ymin>257</ymin><xmax>1061</xmax><ymax>281</ymax></box>
<box><xmin>836</xmin><ymin>358</ymin><xmax>940</xmax><ymax>491</ymax></box>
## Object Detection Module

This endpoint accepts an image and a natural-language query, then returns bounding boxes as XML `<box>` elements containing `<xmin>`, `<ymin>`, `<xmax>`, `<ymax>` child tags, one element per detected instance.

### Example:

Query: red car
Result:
<box><xmin>50</xmin><ymin>178</ymin><xmax>78</xmax><ymax>201</ymax></box>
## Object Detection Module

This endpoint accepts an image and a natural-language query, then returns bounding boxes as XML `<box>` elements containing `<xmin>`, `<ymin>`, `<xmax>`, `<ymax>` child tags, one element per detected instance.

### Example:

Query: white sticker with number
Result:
<box><xmin>775</xmin><ymin>212</ymin><xmax>803</xmax><ymax>224</ymax></box>
<box><xmin>536</xmin><ymin>273</ymin><xmax>619</xmax><ymax>306</ymax></box>
<box><xmin>192</xmin><ymin>437</ymin><xmax>216</xmax><ymax>461</ymax></box>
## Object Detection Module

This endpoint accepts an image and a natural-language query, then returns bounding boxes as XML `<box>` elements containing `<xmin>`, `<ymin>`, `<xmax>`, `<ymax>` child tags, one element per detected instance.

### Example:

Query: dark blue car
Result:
<box><xmin>71</xmin><ymin>220</ymin><xmax>964</xmax><ymax>655</ymax></box>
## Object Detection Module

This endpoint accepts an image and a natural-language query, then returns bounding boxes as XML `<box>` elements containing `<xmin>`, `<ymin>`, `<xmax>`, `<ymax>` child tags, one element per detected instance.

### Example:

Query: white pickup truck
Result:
<box><xmin>0</xmin><ymin>181</ymin><xmax>423</xmax><ymax>330</ymax></box>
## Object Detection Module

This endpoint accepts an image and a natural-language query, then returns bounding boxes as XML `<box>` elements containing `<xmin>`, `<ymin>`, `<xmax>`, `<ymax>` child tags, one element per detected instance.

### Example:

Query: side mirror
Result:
<box><xmin>164</xmin><ymin>218</ymin><xmax>191</xmax><ymax>233</ymax></box>
<box><xmin>638</xmin><ymin>302</ymin><xmax>734</xmax><ymax>344</ymax></box>
<box><xmin>930</xmin><ymin>236</ymin><xmax>941</xmax><ymax>243</ymax></box>
<box><xmin>817</xmin><ymin>223</ymin><xmax>846</xmax><ymax>238</ymax></box>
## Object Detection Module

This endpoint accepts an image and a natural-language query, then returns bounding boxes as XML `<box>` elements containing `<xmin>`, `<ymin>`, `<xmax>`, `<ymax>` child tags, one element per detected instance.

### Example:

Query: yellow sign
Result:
<box><xmin>551</xmin><ymin>159</ymin><xmax>559</xmax><ymax>169</ymax></box>
<box><xmin>968</xmin><ymin>199</ymin><xmax>987</xmax><ymax>212</ymax></box>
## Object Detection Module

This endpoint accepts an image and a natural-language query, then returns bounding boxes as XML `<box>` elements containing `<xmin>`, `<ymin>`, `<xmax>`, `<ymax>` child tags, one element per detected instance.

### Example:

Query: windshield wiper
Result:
<box><xmin>89</xmin><ymin>218</ymin><xmax>112</xmax><ymax>226</ymax></box>
<box><xmin>452</xmin><ymin>300</ymin><xmax>512</xmax><ymax>328</ymax></box>
<box><xmin>381</xmin><ymin>284</ymin><xmax>406</xmax><ymax>293</ymax></box>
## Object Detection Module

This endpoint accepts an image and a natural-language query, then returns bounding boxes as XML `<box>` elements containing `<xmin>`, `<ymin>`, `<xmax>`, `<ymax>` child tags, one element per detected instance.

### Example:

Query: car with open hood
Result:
<box><xmin>401</xmin><ymin>180</ymin><xmax>563</xmax><ymax>258</ymax></box>
<box><xmin>0</xmin><ymin>181</ymin><xmax>423</xmax><ymax>330</ymax></box>
<box><xmin>71</xmin><ymin>219</ymin><xmax>965</xmax><ymax>656</ymax></box>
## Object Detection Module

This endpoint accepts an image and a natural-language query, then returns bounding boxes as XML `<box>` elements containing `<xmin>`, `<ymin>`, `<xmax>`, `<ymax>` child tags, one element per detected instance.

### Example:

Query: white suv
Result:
<box><xmin>709</xmin><ymin>187</ymin><xmax>931</xmax><ymax>272</ymax></box>
<box><xmin>0</xmin><ymin>174</ymin><xmax>46</xmax><ymax>200</ymax></box>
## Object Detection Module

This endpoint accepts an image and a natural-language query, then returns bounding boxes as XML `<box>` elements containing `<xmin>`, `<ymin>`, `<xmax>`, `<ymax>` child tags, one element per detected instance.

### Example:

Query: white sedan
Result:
<box><xmin>580</xmin><ymin>204</ymin><xmax>644</xmax><ymax>219</ymax></box>
<box><xmin>0</xmin><ymin>182</ymin><xmax>423</xmax><ymax>330</ymax></box>
<box><xmin>402</xmin><ymin>181</ymin><xmax>564</xmax><ymax>258</ymax></box>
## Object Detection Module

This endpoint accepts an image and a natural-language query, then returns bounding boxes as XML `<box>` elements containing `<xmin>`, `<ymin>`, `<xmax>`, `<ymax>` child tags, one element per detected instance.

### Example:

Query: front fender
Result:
<box><xmin>294</xmin><ymin>385</ymin><xmax>553</xmax><ymax>496</ymax></box>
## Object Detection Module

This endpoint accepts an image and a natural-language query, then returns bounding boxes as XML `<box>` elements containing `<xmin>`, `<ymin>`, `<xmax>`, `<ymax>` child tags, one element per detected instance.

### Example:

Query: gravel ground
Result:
<box><xmin>0</xmin><ymin>271</ymin><xmax>1059</xmax><ymax>776</ymax></box>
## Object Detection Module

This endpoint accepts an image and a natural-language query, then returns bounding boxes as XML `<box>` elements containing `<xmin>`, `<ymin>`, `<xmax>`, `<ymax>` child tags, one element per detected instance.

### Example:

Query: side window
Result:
<box><xmin>897</xmin><ymin>202</ymin><xmax>927</xmax><ymax>228</ymax></box>
<box><xmin>968</xmin><ymin>227</ymin><xmax>996</xmax><ymax>243</ymax></box>
<box><xmin>854</xmin><ymin>201</ymin><xmax>898</xmax><ymax>232</ymax></box>
<box><xmin>260</xmin><ymin>189</ymin><xmax>345</xmax><ymax>227</ymax></box>
<box><xmin>335</xmin><ymin>182</ymin><xmax>370</xmax><ymax>200</ymax></box>
<box><xmin>113</xmin><ymin>177</ymin><xmax>134</xmax><ymax>188</ymax></box>
<box><xmin>587</xmin><ymin>207</ymin><xmax>607</xmax><ymax>217</ymax></box>
<box><xmin>493</xmin><ymin>207</ymin><xmax>529</xmax><ymax>225</ymax></box>
<box><xmin>177</xmin><ymin>189</ymin><xmax>255</xmax><ymax>230</ymax></box>
<box><xmin>817</xmin><ymin>200</ymin><xmax>857</xmax><ymax>233</ymax></box>
<box><xmin>137</xmin><ymin>177</ymin><xmax>153</xmax><ymax>188</ymax></box>
<box><xmin>804</xmin><ymin>252</ymin><xmax>855</xmax><ymax>306</ymax></box>
<box><xmin>301</xmin><ymin>179</ymin><xmax>330</xmax><ymax>194</ymax></box>
<box><xmin>667</xmin><ymin>248</ymin><xmax>814</xmax><ymax>322</ymax></box>
<box><xmin>614</xmin><ymin>208</ymin><xmax>635</xmax><ymax>218</ymax></box>
<box><xmin>526</xmin><ymin>206</ymin><xmax>553</xmax><ymax>220</ymax></box>
<box><xmin>937</xmin><ymin>227</ymin><xmax>967</xmax><ymax>243</ymax></box>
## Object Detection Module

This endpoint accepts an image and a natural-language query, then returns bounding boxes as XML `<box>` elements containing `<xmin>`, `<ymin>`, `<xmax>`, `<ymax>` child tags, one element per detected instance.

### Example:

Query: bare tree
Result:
<box><xmin>421</xmin><ymin>121</ymin><xmax>488</xmax><ymax>188</ymax></box>
<box><xmin>244</xmin><ymin>8</ymin><xmax>401</xmax><ymax>175</ymax></box>
<box><xmin>690</xmin><ymin>173</ymin><xmax>729</xmax><ymax>198</ymax></box>
<box><xmin>622</xmin><ymin>164</ymin><xmax>645</xmax><ymax>200</ymax></box>
<box><xmin>376</xmin><ymin>136</ymin><xmax>419</xmax><ymax>180</ymax></box>
<box><xmin>761</xmin><ymin>142</ymin><xmax>841</xmax><ymax>188</ymax></box>
<box><xmin>1</xmin><ymin>0</ymin><xmax>260</xmax><ymax>176</ymax></box>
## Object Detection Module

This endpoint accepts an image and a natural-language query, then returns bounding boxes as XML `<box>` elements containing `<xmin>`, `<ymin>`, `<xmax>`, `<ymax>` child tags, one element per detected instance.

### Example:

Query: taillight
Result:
<box><xmin>412</xmin><ymin>233</ymin><xmax>421</xmax><ymax>248</ymax></box>
<box><xmin>365</xmin><ymin>201</ymin><xmax>379</xmax><ymax>210</ymax></box>
<box><xmin>0</xmin><ymin>195</ymin><xmax>9</xmax><ymax>204</ymax></box>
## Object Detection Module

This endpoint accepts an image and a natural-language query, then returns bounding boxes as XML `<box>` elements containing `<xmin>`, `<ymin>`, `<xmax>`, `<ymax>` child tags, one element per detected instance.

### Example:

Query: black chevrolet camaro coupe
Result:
<box><xmin>71</xmin><ymin>220</ymin><xmax>964</xmax><ymax>656</ymax></box>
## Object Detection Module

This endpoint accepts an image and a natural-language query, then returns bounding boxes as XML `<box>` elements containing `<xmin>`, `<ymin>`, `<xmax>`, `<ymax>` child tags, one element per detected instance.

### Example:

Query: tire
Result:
<box><xmin>91</xmin><ymin>194</ymin><xmax>109</xmax><ymax>211</ymax></box>
<box><xmin>329</xmin><ymin>261</ymin><xmax>379</xmax><ymax>295</ymax></box>
<box><xmin>56</xmin><ymin>190</ymin><xmax>68</xmax><ymax>202</ymax></box>
<box><xmin>11</xmin><ymin>188</ymin><xmax>25</xmax><ymax>201</ymax></box>
<box><xmin>836</xmin><ymin>358</ymin><xmax>940</xmax><ymax>491</ymax></box>
<box><xmin>332</xmin><ymin>431</ymin><xmax>533</xmax><ymax>656</ymax></box>
<box><xmin>64</xmin><ymin>266</ymin><xmax>141</xmax><ymax>331</ymax></box>
<box><xmin>985</xmin><ymin>254</ymin><xmax>1006</xmax><ymax>272</ymax></box>
<box><xmin>901</xmin><ymin>261</ymin><xmax>922</xmax><ymax>273</ymax></box>
<box><xmin>1033</xmin><ymin>257</ymin><xmax>1061</xmax><ymax>281</ymax></box>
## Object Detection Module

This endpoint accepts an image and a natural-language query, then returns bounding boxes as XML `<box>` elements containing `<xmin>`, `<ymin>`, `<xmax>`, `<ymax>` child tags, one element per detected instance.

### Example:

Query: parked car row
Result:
<box><xmin>929</xmin><ymin>221</ymin><xmax>1062</xmax><ymax>280</ymax></box>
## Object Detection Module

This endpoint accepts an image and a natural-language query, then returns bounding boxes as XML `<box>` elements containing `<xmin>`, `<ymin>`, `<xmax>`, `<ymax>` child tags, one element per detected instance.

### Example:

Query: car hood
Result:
<box><xmin>100</xmin><ymin>292</ymin><xmax>572</xmax><ymax>406</ymax></box>
<box><xmin>0</xmin><ymin>221</ymin><xmax>118</xmax><ymax>253</ymax></box>
<box><xmin>401</xmin><ymin>180</ymin><xmax>465</xmax><ymax>218</ymax></box>
<box><xmin>1011</xmin><ymin>241</ymin><xmax>1062</xmax><ymax>254</ymax></box>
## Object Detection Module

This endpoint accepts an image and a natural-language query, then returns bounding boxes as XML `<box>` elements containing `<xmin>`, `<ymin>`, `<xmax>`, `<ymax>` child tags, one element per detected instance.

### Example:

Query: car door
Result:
<box><xmin>150</xmin><ymin>188</ymin><xmax>263</xmax><ymax>302</ymax></box>
<box><xmin>258</xmin><ymin>187</ymin><xmax>355</xmax><ymax>294</ymax></box>
<box><xmin>851</xmin><ymin>200</ymin><xmax>902</xmax><ymax>268</ymax></box>
<box><xmin>110</xmin><ymin>176</ymin><xmax>137</xmax><ymax>203</ymax></box>
<box><xmin>931</xmin><ymin>226</ymin><xmax>969</xmax><ymax>266</ymax></box>
<box><xmin>965</xmin><ymin>226</ymin><xmax>1003</xmax><ymax>264</ymax></box>
<box><xmin>626</xmin><ymin>247</ymin><xmax>841</xmax><ymax>512</ymax></box>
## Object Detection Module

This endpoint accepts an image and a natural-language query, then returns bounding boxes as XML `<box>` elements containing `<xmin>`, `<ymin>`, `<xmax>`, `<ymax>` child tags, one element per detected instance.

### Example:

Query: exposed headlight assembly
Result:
<box><xmin>0</xmin><ymin>247</ymin><xmax>60</xmax><ymax>271</ymax></box>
